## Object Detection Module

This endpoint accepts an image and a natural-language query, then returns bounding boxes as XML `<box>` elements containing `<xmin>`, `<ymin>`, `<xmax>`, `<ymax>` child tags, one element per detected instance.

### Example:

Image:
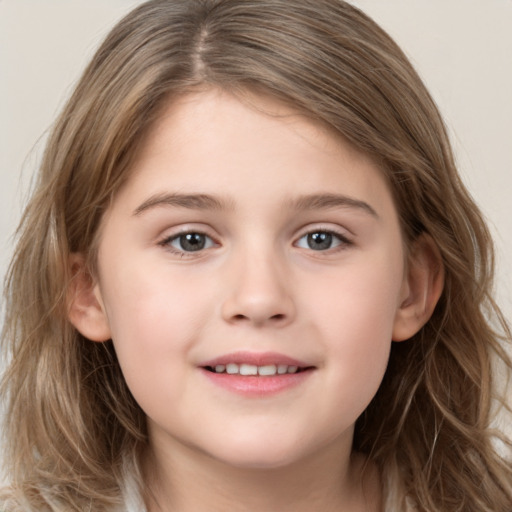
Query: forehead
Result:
<box><xmin>112</xmin><ymin>88</ymin><xmax>396</xmax><ymax>220</ymax></box>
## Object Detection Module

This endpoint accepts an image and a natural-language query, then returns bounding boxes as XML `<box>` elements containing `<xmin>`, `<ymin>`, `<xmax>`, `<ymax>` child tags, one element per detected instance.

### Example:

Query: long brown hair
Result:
<box><xmin>2</xmin><ymin>1</ymin><xmax>511</xmax><ymax>510</ymax></box>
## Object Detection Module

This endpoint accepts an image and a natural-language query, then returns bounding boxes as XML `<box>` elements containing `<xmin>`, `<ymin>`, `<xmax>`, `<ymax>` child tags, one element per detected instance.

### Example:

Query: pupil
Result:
<box><xmin>181</xmin><ymin>233</ymin><xmax>205</xmax><ymax>251</ymax></box>
<box><xmin>308</xmin><ymin>232</ymin><xmax>332</xmax><ymax>250</ymax></box>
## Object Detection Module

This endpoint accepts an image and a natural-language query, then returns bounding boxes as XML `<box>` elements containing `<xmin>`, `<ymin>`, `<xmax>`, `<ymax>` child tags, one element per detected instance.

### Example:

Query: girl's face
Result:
<box><xmin>91</xmin><ymin>89</ymin><xmax>410</xmax><ymax>470</ymax></box>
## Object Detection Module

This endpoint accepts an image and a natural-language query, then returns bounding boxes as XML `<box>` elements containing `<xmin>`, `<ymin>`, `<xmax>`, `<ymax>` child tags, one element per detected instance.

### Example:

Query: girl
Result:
<box><xmin>1</xmin><ymin>1</ymin><xmax>511</xmax><ymax>510</ymax></box>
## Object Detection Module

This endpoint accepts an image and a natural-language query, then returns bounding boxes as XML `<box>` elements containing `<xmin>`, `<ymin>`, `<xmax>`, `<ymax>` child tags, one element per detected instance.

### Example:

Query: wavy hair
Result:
<box><xmin>1</xmin><ymin>1</ymin><xmax>511</xmax><ymax>510</ymax></box>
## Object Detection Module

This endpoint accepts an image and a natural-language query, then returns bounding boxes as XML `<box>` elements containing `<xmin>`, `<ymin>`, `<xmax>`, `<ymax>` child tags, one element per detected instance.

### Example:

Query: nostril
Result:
<box><xmin>230</xmin><ymin>312</ymin><xmax>286</xmax><ymax>323</ymax></box>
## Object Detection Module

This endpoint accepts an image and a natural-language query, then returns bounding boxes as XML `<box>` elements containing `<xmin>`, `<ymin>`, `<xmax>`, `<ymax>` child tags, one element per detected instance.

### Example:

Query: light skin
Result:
<box><xmin>69</xmin><ymin>89</ymin><xmax>444</xmax><ymax>511</ymax></box>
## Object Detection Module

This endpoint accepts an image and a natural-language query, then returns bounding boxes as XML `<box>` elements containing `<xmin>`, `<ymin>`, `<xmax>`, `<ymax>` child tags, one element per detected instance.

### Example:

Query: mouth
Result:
<box><xmin>199</xmin><ymin>351</ymin><xmax>315</xmax><ymax>396</ymax></box>
<box><xmin>203</xmin><ymin>363</ymin><xmax>311</xmax><ymax>376</ymax></box>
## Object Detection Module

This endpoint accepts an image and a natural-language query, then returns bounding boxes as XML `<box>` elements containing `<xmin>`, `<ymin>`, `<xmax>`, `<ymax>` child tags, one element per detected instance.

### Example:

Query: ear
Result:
<box><xmin>67</xmin><ymin>253</ymin><xmax>111</xmax><ymax>342</ymax></box>
<box><xmin>392</xmin><ymin>233</ymin><xmax>444</xmax><ymax>342</ymax></box>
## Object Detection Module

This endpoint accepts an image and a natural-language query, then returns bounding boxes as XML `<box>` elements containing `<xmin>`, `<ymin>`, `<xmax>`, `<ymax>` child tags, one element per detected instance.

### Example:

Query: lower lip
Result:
<box><xmin>200</xmin><ymin>368</ymin><xmax>313</xmax><ymax>397</ymax></box>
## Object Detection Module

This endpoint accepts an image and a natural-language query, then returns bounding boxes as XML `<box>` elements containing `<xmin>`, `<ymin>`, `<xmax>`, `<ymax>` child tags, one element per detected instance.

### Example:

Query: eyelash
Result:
<box><xmin>294</xmin><ymin>228</ymin><xmax>353</xmax><ymax>253</ymax></box>
<box><xmin>157</xmin><ymin>227</ymin><xmax>353</xmax><ymax>257</ymax></box>
<box><xmin>158</xmin><ymin>231</ymin><xmax>218</xmax><ymax>257</ymax></box>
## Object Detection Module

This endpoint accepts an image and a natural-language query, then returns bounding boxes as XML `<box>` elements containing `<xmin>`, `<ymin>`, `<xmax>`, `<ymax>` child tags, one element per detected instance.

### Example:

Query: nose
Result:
<box><xmin>220</xmin><ymin>249</ymin><xmax>295</xmax><ymax>328</ymax></box>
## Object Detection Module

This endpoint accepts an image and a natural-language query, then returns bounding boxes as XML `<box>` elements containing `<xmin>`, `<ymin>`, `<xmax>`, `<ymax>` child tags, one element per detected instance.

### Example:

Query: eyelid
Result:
<box><xmin>157</xmin><ymin>225</ymin><xmax>220</xmax><ymax>256</ymax></box>
<box><xmin>295</xmin><ymin>223</ymin><xmax>352</xmax><ymax>241</ymax></box>
<box><xmin>293</xmin><ymin>225</ymin><xmax>354</xmax><ymax>251</ymax></box>
<box><xmin>154</xmin><ymin>223</ymin><xmax>353</xmax><ymax>257</ymax></box>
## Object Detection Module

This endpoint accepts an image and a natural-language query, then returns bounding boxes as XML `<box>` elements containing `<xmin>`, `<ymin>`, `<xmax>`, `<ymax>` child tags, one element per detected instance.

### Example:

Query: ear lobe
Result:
<box><xmin>67</xmin><ymin>253</ymin><xmax>111</xmax><ymax>342</ymax></box>
<box><xmin>392</xmin><ymin>233</ymin><xmax>444</xmax><ymax>342</ymax></box>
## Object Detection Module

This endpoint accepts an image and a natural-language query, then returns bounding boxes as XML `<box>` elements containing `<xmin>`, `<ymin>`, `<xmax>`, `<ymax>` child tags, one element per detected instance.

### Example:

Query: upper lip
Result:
<box><xmin>199</xmin><ymin>351</ymin><xmax>312</xmax><ymax>368</ymax></box>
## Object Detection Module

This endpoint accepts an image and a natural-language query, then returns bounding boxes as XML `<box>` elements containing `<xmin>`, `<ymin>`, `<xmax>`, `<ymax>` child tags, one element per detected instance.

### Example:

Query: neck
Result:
<box><xmin>142</xmin><ymin>439</ymin><xmax>381</xmax><ymax>512</ymax></box>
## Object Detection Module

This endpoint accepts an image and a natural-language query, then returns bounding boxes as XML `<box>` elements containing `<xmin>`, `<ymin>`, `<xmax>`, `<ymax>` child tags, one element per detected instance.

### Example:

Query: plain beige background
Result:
<box><xmin>0</xmin><ymin>0</ymin><xmax>511</xmax><ymax>488</ymax></box>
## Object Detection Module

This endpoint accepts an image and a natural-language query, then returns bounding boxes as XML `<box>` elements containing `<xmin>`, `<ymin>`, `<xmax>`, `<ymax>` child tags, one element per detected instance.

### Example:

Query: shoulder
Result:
<box><xmin>0</xmin><ymin>490</ymin><xmax>17</xmax><ymax>512</ymax></box>
<box><xmin>120</xmin><ymin>467</ymin><xmax>146</xmax><ymax>512</ymax></box>
<box><xmin>381</xmin><ymin>466</ymin><xmax>417</xmax><ymax>512</ymax></box>
<box><xmin>0</xmin><ymin>495</ymin><xmax>22</xmax><ymax>512</ymax></box>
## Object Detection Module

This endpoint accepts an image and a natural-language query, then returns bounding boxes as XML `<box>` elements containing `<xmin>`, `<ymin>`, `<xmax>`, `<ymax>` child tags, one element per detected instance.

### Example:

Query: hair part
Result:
<box><xmin>2</xmin><ymin>1</ymin><xmax>511</xmax><ymax>510</ymax></box>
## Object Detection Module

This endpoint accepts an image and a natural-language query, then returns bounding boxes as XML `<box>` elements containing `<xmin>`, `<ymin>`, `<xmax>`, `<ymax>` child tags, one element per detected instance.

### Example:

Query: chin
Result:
<box><xmin>215</xmin><ymin>452</ymin><xmax>299</xmax><ymax>471</ymax></box>
<box><xmin>205</xmin><ymin>436</ymin><xmax>312</xmax><ymax>471</ymax></box>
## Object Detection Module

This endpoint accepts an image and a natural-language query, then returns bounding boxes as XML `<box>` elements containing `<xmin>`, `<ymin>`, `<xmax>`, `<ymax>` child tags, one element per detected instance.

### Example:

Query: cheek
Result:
<box><xmin>305</xmin><ymin>254</ymin><xmax>404</xmax><ymax>402</ymax></box>
<box><xmin>102</xmin><ymin>259</ymin><xmax>210</xmax><ymax>339</ymax></box>
<box><xmin>309</xmin><ymin>251</ymin><xmax>403</xmax><ymax>335</ymax></box>
<box><xmin>98</xmin><ymin>265</ymin><xmax>211</xmax><ymax>398</ymax></box>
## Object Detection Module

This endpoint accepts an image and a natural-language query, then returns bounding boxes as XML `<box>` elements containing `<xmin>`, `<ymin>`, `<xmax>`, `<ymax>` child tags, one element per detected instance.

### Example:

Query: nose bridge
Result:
<box><xmin>221</xmin><ymin>239</ymin><xmax>295</xmax><ymax>327</ymax></box>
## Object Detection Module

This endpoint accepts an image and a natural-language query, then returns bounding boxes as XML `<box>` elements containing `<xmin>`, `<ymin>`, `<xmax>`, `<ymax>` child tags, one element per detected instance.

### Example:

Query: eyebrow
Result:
<box><xmin>133</xmin><ymin>193</ymin><xmax>234</xmax><ymax>216</ymax></box>
<box><xmin>288</xmin><ymin>193</ymin><xmax>379</xmax><ymax>217</ymax></box>
<box><xmin>133</xmin><ymin>192</ymin><xmax>378</xmax><ymax>218</ymax></box>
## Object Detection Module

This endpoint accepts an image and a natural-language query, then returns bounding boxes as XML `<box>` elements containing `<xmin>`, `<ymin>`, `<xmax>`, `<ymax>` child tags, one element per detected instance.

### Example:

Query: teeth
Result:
<box><xmin>258</xmin><ymin>365</ymin><xmax>277</xmax><ymax>376</ymax></box>
<box><xmin>210</xmin><ymin>363</ymin><xmax>301</xmax><ymax>375</ymax></box>
<box><xmin>226</xmin><ymin>363</ymin><xmax>238</xmax><ymax>374</ymax></box>
<box><xmin>239</xmin><ymin>364</ymin><xmax>258</xmax><ymax>376</ymax></box>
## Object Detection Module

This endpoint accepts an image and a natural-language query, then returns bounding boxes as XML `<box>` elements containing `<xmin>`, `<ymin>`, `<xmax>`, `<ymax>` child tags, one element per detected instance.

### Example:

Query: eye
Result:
<box><xmin>295</xmin><ymin>230</ymin><xmax>350</xmax><ymax>251</ymax></box>
<box><xmin>161</xmin><ymin>232</ymin><xmax>216</xmax><ymax>253</ymax></box>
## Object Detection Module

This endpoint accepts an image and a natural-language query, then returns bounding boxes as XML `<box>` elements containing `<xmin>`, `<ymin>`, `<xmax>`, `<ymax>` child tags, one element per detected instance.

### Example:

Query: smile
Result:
<box><xmin>199</xmin><ymin>351</ymin><xmax>315</xmax><ymax>396</ymax></box>
<box><xmin>205</xmin><ymin>363</ymin><xmax>302</xmax><ymax>376</ymax></box>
